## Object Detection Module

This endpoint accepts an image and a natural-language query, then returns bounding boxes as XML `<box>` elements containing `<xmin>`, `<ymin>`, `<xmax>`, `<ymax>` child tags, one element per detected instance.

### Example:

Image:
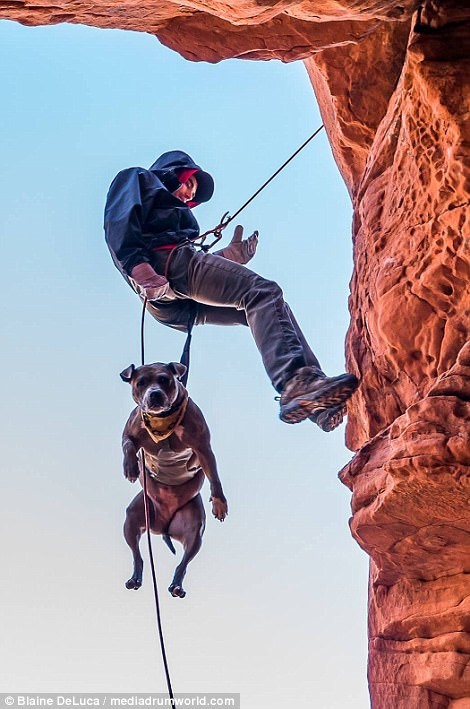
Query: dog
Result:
<box><xmin>120</xmin><ymin>361</ymin><xmax>227</xmax><ymax>598</ymax></box>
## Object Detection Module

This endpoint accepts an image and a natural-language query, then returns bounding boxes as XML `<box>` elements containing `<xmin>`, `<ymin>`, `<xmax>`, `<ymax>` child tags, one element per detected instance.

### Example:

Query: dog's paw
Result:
<box><xmin>124</xmin><ymin>468</ymin><xmax>139</xmax><ymax>483</ymax></box>
<box><xmin>168</xmin><ymin>583</ymin><xmax>186</xmax><ymax>598</ymax></box>
<box><xmin>125</xmin><ymin>577</ymin><xmax>142</xmax><ymax>590</ymax></box>
<box><xmin>124</xmin><ymin>460</ymin><xmax>140</xmax><ymax>483</ymax></box>
<box><xmin>210</xmin><ymin>496</ymin><xmax>228</xmax><ymax>522</ymax></box>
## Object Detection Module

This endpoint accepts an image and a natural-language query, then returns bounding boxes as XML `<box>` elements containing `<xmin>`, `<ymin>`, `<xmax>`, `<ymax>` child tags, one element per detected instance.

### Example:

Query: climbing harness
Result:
<box><xmin>138</xmin><ymin>296</ymin><xmax>175</xmax><ymax>703</ymax></box>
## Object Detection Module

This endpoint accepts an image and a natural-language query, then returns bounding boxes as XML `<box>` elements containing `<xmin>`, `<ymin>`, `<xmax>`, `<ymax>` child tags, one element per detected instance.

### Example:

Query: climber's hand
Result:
<box><xmin>215</xmin><ymin>225</ymin><xmax>258</xmax><ymax>265</ymax></box>
<box><xmin>130</xmin><ymin>263</ymin><xmax>173</xmax><ymax>301</ymax></box>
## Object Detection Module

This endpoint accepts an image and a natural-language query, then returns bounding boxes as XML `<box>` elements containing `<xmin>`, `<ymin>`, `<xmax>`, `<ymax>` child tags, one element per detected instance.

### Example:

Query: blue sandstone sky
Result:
<box><xmin>1</xmin><ymin>19</ymin><xmax>369</xmax><ymax>708</ymax></box>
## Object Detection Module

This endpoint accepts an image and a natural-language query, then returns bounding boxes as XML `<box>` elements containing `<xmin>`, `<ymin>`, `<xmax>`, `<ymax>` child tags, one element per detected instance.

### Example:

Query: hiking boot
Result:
<box><xmin>279</xmin><ymin>367</ymin><xmax>359</xmax><ymax>424</ymax></box>
<box><xmin>309</xmin><ymin>404</ymin><xmax>347</xmax><ymax>432</ymax></box>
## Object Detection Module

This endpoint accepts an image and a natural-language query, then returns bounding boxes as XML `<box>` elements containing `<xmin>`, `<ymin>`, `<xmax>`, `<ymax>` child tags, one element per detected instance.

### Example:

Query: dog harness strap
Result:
<box><xmin>141</xmin><ymin>393</ymin><xmax>189</xmax><ymax>443</ymax></box>
<box><xmin>180</xmin><ymin>305</ymin><xmax>197</xmax><ymax>388</ymax></box>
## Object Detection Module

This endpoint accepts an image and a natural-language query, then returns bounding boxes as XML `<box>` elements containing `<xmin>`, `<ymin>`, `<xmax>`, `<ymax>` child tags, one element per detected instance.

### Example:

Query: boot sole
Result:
<box><xmin>310</xmin><ymin>404</ymin><xmax>346</xmax><ymax>432</ymax></box>
<box><xmin>280</xmin><ymin>374</ymin><xmax>359</xmax><ymax>424</ymax></box>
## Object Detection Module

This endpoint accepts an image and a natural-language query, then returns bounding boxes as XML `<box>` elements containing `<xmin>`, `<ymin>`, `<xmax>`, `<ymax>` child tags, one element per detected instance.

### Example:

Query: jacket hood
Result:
<box><xmin>149</xmin><ymin>150</ymin><xmax>214</xmax><ymax>204</ymax></box>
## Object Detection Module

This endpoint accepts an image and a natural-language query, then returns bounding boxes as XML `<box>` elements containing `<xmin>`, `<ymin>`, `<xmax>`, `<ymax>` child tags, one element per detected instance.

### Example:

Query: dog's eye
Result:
<box><xmin>137</xmin><ymin>377</ymin><xmax>148</xmax><ymax>388</ymax></box>
<box><xmin>157</xmin><ymin>375</ymin><xmax>170</xmax><ymax>386</ymax></box>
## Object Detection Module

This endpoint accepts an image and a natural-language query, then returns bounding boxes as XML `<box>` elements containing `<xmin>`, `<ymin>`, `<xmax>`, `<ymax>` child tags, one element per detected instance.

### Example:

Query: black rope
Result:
<box><xmin>139</xmin><ymin>297</ymin><xmax>175</xmax><ymax>702</ymax></box>
<box><xmin>229</xmin><ymin>124</ymin><xmax>324</xmax><ymax>223</ymax></box>
<box><xmin>135</xmin><ymin>127</ymin><xmax>325</xmax><ymax>685</ymax></box>
<box><xmin>197</xmin><ymin>124</ymin><xmax>324</xmax><ymax>245</ymax></box>
<box><xmin>131</xmin><ymin>126</ymin><xmax>325</xmax><ymax>695</ymax></box>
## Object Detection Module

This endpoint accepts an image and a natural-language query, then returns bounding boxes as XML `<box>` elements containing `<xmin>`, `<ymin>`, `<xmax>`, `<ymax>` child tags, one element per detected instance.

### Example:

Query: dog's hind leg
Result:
<box><xmin>167</xmin><ymin>494</ymin><xmax>206</xmax><ymax>598</ymax></box>
<box><xmin>123</xmin><ymin>491</ymin><xmax>146</xmax><ymax>590</ymax></box>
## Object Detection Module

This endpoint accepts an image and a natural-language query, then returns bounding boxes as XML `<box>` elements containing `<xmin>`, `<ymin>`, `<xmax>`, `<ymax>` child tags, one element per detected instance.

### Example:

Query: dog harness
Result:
<box><xmin>143</xmin><ymin>443</ymin><xmax>200</xmax><ymax>486</ymax></box>
<box><xmin>140</xmin><ymin>392</ymin><xmax>189</xmax><ymax>444</ymax></box>
<box><xmin>140</xmin><ymin>393</ymin><xmax>200</xmax><ymax>486</ymax></box>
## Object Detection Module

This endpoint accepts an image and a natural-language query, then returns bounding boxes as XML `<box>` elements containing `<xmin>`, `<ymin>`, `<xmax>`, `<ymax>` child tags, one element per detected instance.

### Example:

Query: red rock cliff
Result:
<box><xmin>2</xmin><ymin>1</ymin><xmax>468</xmax><ymax>705</ymax></box>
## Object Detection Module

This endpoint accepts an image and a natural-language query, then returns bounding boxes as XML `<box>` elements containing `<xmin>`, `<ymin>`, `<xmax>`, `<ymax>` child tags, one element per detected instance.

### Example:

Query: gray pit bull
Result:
<box><xmin>120</xmin><ymin>361</ymin><xmax>227</xmax><ymax>598</ymax></box>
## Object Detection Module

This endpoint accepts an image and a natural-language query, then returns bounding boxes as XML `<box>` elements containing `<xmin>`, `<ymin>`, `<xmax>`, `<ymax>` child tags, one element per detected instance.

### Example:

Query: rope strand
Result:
<box><xmin>139</xmin><ymin>297</ymin><xmax>175</xmax><ymax>702</ymax></box>
<box><xmin>133</xmin><ymin>126</ymin><xmax>325</xmax><ymax>693</ymax></box>
<box><xmin>197</xmin><ymin>124</ymin><xmax>324</xmax><ymax>244</ymax></box>
<box><xmin>228</xmin><ymin>124</ymin><xmax>324</xmax><ymax>223</ymax></box>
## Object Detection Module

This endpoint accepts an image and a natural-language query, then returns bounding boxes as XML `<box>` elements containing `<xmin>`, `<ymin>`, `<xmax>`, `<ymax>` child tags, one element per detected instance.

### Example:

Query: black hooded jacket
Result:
<box><xmin>104</xmin><ymin>151</ymin><xmax>214</xmax><ymax>279</ymax></box>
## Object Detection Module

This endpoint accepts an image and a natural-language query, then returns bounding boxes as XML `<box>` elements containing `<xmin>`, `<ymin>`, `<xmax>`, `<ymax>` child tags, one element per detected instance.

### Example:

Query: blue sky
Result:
<box><xmin>1</xmin><ymin>19</ymin><xmax>369</xmax><ymax>708</ymax></box>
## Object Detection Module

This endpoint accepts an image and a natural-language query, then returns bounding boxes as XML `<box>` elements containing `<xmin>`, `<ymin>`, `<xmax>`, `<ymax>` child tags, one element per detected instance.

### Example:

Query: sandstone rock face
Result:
<box><xmin>2</xmin><ymin>1</ymin><xmax>468</xmax><ymax>706</ymax></box>
<box><xmin>333</xmin><ymin>6</ymin><xmax>470</xmax><ymax>705</ymax></box>
<box><xmin>0</xmin><ymin>1</ymin><xmax>409</xmax><ymax>61</ymax></box>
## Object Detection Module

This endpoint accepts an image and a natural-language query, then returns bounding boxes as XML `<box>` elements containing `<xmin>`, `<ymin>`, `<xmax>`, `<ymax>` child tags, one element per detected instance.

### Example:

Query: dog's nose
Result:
<box><xmin>147</xmin><ymin>389</ymin><xmax>166</xmax><ymax>408</ymax></box>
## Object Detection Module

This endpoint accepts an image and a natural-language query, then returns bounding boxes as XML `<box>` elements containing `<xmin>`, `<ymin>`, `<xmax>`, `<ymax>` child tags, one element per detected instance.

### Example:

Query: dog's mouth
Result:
<box><xmin>141</xmin><ymin>401</ymin><xmax>172</xmax><ymax>416</ymax></box>
<box><xmin>142</xmin><ymin>404</ymin><xmax>170</xmax><ymax>416</ymax></box>
<box><xmin>141</xmin><ymin>389</ymin><xmax>172</xmax><ymax>415</ymax></box>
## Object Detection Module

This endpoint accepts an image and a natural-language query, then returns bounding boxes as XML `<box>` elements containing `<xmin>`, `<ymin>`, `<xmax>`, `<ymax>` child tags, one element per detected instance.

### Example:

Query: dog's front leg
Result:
<box><xmin>193</xmin><ymin>441</ymin><xmax>227</xmax><ymax>521</ymax></box>
<box><xmin>122</xmin><ymin>434</ymin><xmax>140</xmax><ymax>483</ymax></box>
<box><xmin>181</xmin><ymin>401</ymin><xmax>228</xmax><ymax>520</ymax></box>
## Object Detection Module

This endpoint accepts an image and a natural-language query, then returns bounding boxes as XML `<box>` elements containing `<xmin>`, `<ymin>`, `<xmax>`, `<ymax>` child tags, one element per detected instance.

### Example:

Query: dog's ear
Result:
<box><xmin>168</xmin><ymin>362</ymin><xmax>187</xmax><ymax>381</ymax></box>
<box><xmin>120</xmin><ymin>364</ymin><xmax>136</xmax><ymax>382</ymax></box>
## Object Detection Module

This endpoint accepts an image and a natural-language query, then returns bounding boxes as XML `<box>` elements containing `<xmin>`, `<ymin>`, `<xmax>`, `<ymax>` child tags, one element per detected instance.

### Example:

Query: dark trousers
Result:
<box><xmin>147</xmin><ymin>244</ymin><xmax>322</xmax><ymax>392</ymax></box>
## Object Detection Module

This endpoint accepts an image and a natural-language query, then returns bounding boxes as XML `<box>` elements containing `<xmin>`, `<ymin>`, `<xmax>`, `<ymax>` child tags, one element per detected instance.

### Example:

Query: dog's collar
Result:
<box><xmin>140</xmin><ymin>391</ymin><xmax>189</xmax><ymax>443</ymax></box>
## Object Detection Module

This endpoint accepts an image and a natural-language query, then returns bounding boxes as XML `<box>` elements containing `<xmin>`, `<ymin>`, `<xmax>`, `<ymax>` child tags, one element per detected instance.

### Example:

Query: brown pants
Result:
<box><xmin>147</xmin><ymin>244</ymin><xmax>322</xmax><ymax>392</ymax></box>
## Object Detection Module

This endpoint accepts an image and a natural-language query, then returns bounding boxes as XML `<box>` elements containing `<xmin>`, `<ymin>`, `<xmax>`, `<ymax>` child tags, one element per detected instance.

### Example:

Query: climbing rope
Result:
<box><xmin>133</xmin><ymin>125</ymin><xmax>326</xmax><ymax>694</ymax></box>
<box><xmin>139</xmin><ymin>296</ymin><xmax>175</xmax><ymax>703</ymax></box>
<box><xmin>195</xmin><ymin>124</ymin><xmax>325</xmax><ymax>250</ymax></box>
<box><xmin>160</xmin><ymin>124</ymin><xmax>325</xmax><ymax>279</ymax></box>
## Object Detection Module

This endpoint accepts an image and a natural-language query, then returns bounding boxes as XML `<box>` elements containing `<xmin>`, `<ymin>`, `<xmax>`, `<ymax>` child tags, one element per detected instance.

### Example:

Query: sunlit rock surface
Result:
<box><xmin>2</xmin><ymin>1</ymin><xmax>468</xmax><ymax>705</ymax></box>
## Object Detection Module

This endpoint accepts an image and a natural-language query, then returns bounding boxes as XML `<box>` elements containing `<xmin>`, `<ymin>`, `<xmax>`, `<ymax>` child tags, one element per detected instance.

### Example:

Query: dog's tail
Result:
<box><xmin>163</xmin><ymin>534</ymin><xmax>176</xmax><ymax>555</ymax></box>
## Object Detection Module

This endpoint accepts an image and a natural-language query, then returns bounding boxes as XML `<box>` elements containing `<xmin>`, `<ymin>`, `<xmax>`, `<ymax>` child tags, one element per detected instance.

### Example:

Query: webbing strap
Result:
<box><xmin>179</xmin><ymin>306</ymin><xmax>196</xmax><ymax>387</ymax></box>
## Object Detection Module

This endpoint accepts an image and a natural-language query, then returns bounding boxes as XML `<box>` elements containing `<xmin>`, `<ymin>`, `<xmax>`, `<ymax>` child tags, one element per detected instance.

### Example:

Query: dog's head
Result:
<box><xmin>120</xmin><ymin>362</ymin><xmax>187</xmax><ymax>415</ymax></box>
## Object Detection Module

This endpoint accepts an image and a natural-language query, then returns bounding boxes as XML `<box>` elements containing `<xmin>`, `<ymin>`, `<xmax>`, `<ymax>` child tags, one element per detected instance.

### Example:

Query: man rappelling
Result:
<box><xmin>104</xmin><ymin>150</ymin><xmax>358</xmax><ymax>430</ymax></box>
